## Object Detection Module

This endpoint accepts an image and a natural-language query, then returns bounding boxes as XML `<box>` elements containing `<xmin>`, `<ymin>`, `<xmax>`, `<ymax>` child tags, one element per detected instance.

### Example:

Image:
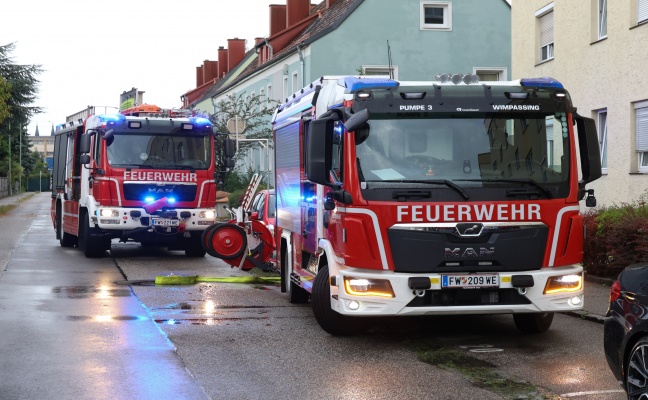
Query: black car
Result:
<box><xmin>604</xmin><ymin>263</ymin><xmax>648</xmax><ymax>399</ymax></box>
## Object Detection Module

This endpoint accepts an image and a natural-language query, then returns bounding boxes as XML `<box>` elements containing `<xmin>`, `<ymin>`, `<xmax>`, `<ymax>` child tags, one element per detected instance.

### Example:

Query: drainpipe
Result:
<box><xmin>264</xmin><ymin>38</ymin><xmax>274</xmax><ymax>60</ymax></box>
<box><xmin>297</xmin><ymin>42</ymin><xmax>305</xmax><ymax>89</ymax></box>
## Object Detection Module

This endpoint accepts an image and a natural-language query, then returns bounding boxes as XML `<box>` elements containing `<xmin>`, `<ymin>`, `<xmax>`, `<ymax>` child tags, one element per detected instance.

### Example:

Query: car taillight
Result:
<box><xmin>610</xmin><ymin>280</ymin><xmax>621</xmax><ymax>303</ymax></box>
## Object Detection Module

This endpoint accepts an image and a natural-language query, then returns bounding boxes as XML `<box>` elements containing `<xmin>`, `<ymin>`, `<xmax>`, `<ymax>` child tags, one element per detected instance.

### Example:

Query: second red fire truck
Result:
<box><xmin>51</xmin><ymin>105</ymin><xmax>235</xmax><ymax>258</ymax></box>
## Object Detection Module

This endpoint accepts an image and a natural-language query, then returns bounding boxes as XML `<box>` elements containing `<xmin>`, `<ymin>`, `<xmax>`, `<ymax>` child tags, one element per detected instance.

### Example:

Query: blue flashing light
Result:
<box><xmin>189</xmin><ymin>117</ymin><xmax>212</xmax><ymax>128</ymax></box>
<box><xmin>520</xmin><ymin>77</ymin><xmax>564</xmax><ymax>89</ymax></box>
<box><xmin>145</xmin><ymin>196</ymin><xmax>155</xmax><ymax>203</ymax></box>
<box><xmin>342</xmin><ymin>77</ymin><xmax>399</xmax><ymax>93</ymax></box>
<box><xmin>167</xmin><ymin>197</ymin><xmax>176</xmax><ymax>204</ymax></box>
<box><xmin>97</xmin><ymin>114</ymin><xmax>126</xmax><ymax>123</ymax></box>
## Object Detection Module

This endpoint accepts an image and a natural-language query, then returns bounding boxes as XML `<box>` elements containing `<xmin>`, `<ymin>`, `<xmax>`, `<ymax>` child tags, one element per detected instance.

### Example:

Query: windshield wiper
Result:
<box><xmin>373</xmin><ymin>179</ymin><xmax>469</xmax><ymax>200</ymax></box>
<box><xmin>454</xmin><ymin>178</ymin><xmax>552</xmax><ymax>199</ymax></box>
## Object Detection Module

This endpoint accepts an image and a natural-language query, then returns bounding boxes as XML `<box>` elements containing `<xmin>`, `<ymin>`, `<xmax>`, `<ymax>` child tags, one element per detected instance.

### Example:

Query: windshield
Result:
<box><xmin>356</xmin><ymin>113</ymin><xmax>569</xmax><ymax>191</ymax></box>
<box><xmin>107</xmin><ymin>133</ymin><xmax>212</xmax><ymax>170</ymax></box>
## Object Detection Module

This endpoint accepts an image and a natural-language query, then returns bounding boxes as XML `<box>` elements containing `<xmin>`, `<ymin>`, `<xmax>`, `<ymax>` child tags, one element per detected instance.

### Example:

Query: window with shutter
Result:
<box><xmin>539</xmin><ymin>10</ymin><xmax>554</xmax><ymax>61</ymax></box>
<box><xmin>635</xmin><ymin>101</ymin><xmax>648</xmax><ymax>171</ymax></box>
<box><xmin>597</xmin><ymin>110</ymin><xmax>608</xmax><ymax>171</ymax></box>
<box><xmin>638</xmin><ymin>0</ymin><xmax>648</xmax><ymax>24</ymax></box>
<box><xmin>599</xmin><ymin>0</ymin><xmax>607</xmax><ymax>39</ymax></box>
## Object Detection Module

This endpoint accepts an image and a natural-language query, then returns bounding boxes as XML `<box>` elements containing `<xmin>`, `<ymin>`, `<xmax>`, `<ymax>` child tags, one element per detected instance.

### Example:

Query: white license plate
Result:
<box><xmin>152</xmin><ymin>219</ymin><xmax>180</xmax><ymax>227</ymax></box>
<box><xmin>441</xmin><ymin>274</ymin><xmax>499</xmax><ymax>289</ymax></box>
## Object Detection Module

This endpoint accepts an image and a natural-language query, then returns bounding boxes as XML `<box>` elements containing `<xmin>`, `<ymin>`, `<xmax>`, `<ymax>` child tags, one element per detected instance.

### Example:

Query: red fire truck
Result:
<box><xmin>270</xmin><ymin>75</ymin><xmax>602</xmax><ymax>335</ymax></box>
<box><xmin>51</xmin><ymin>105</ymin><xmax>234</xmax><ymax>258</ymax></box>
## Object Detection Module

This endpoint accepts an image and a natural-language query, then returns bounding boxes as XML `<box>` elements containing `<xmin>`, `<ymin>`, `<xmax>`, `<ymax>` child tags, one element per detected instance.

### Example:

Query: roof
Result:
<box><xmin>195</xmin><ymin>0</ymin><xmax>364</xmax><ymax>105</ymax></box>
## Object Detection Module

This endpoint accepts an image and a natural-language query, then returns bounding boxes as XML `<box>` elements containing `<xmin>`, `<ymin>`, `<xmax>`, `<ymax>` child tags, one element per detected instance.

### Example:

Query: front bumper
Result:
<box><xmin>92</xmin><ymin>206</ymin><xmax>216</xmax><ymax>231</ymax></box>
<box><xmin>328</xmin><ymin>265</ymin><xmax>584</xmax><ymax>317</ymax></box>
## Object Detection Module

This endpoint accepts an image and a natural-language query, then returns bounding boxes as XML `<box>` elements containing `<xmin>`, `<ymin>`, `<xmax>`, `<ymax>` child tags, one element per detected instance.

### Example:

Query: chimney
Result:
<box><xmin>269</xmin><ymin>5</ymin><xmax>287</xmax><ymax>37</ymax></box>
<box><xmin>203</xmin><ymin>60</ymin><xmax>219</xmax><ymax>83</ymax></box>
<box><xmin>217</xmin><ymin>46</ymin><xmax>228</xmax><ymax>78</ymax></box>
<box><xmin>326</xmin><ymin>0</ymin><xmax>339</xmax><ymax>8</ymax></box>
<box><xmin>196</xmin><ymin>65</ymin><xmax>204</xmax><ymax>87</ymax></box>
<box><xmin>286</xmin><ymin>0</ymin><xmax>310</xmax><ymax>28</ymax></box>
<box><xmin>227</xmin><ymin>38</ymin><xmax>246</xmax><ymax>72</ymax></box>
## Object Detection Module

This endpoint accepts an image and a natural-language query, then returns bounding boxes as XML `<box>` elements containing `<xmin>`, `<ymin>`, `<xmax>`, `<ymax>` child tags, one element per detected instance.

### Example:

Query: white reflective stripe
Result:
<box><xmin>94</xmin><ymin>177</ymin><xmax>122</xmax><ymax>206</ymax></box>
<box><xmin>548</xmin><ymin>205</ymin><xmax>580</xmax><ymax>266</ymax></box>
<box><xmin>197</xmin><ymin>179</ymin><xmax>215</xmax><ymax>208</ymax></box>
<box><xmin>337</xmin><ymin>207</ymin><xmax>389</xmax><ymax>270</ymax></box>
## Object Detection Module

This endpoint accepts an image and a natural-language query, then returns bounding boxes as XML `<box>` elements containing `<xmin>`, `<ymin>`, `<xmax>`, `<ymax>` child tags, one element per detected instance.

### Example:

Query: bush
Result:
<box><xmin>583</xmin><ymin>194</ymin><xmax>648</xmax><ymax>278</ymax></box>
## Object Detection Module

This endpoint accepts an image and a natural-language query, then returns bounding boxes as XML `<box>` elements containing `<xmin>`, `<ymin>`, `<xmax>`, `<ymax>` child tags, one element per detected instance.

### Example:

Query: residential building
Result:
<box><xmin>186</xmin><ymin>0</ymin><xmax>512</xmax><ymax>183</ymax></box>
<box><xmin>512</xmin><ymin>0</ymin><xmax>648</xmax><ymax>207</ymax></box>
<box><xmin>29</xmin><ymin>125</ymin><xmax>54</xmax><ymax>170</ymax></box>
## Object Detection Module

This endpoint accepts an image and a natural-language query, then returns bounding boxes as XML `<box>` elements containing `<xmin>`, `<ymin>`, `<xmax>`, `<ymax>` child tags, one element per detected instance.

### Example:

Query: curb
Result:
<box><xmin>561</xmin><ymin>310</ymin><xmax>607</xmax><ymax>325</ymax></box>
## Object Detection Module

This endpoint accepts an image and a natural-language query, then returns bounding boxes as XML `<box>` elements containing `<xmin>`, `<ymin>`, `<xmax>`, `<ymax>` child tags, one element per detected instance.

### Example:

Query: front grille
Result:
<box><xmin>406</xmin><ymin>288</ymin><xmax>531</xmax><ymax>307</ymax></box>
<box><xmin>388</xmin><ymin>223</ymin><xmax>548</xmax><ymax>273</ymax></box>
<box><xmin>123</xmin><ymin>182</ymin><xmax>197</xmax><ymax>202</ymax></box>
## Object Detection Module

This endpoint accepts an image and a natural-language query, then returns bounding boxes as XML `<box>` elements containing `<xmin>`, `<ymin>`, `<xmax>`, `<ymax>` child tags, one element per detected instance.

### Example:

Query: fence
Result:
<box><xmin>0</xmin><ymin>177</ymin><xmax>7</xmax><ymax>199</ymax></box>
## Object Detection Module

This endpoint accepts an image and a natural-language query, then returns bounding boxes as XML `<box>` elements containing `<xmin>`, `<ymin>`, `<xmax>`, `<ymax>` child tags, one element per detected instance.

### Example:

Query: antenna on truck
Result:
<box><xmin>387</xmin><ymin>40</ymin><xmax>393</xmax><ymax>79</ymax></box>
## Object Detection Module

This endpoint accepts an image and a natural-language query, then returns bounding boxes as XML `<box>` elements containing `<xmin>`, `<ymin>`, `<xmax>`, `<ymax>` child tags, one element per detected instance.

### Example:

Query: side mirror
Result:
<box><xmin>250</xmin><ymin>211</ymin><xmax>259</xmax><ymax>220</ymax></box>
<box><xmin>103</xmin><ymin>129</ymin><xmax>115</xmax><ymax>147</ymax></box>
<box><xmin>575</xmin><ymin>114</ymin><xmax>602</xmax><ymax>185</ymax></box>
<box><xmin>79</xmin><ymin>134</ymin><xmax>92</xmax><ymax>154</ymax></box>
<box><xmin>224</xmin><ymin>138</ymin><xmax>236</xmax><ymax>158</ymax></box>
<box><xmin>80</xmin><ymin>154</ymin><xmax>90</xmax><ymax>165</ymax></box>
<box><xmin>344</xmin><ymin>109</ymin><xmax>370</xmax><ymax>133</ymax></box>
<box><xmin>305</xmin><ymin>115</ymin><xmax>337</xmax><ymax>187</ymax></box>
<box><xmin>224</xmin><ymin>158</ymin><xmax>235</xmax><ymax>169</ymax></box>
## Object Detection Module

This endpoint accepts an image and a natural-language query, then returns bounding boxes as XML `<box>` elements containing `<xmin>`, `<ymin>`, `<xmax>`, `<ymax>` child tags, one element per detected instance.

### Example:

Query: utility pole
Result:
<box><xmin>8</xmin><ymin>121</ymin><xmax>11</xmax><ymax>196</ymax></box>
<box><xmin>19</xmin><ymin>124</ymin><xmax>22</xmax><ymax>194</ymax></box>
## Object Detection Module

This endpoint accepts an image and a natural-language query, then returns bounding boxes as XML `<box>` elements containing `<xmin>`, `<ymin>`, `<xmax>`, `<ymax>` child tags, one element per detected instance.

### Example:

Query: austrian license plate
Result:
<box><xmin>152</xmin><ymin>219</ymin><xmax>180</xmax><ymax>227</ymax></box>
<box><xmin>441</xmin><ymin>274</ymin><xmax>499</xmax><ymax>289</ymax></box>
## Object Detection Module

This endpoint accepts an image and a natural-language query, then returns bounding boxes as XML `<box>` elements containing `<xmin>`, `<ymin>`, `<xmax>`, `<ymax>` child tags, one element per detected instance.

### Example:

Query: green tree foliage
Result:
<box><xmin>206</xmin><ymin>92</ymin><xmax>276</xmax><ymax>193</ymax></box>
<box><xmin>0</xmin><ymin>42</ymin><xmax>43</xmax><ymax>184</ymax></box>
<box><xmin>0</xmin><ymin>76</ymin><xmax>10</xmax><ymax>125</ymax></box>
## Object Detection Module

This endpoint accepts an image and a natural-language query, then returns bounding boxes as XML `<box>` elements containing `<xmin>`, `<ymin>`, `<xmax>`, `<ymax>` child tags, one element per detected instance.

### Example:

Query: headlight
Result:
<box><xmin>544</xmin><ymin>273</ymin><xmax>583</xmax><ymax>294</ymax></box>
<box><xmin>100</xmin><ymin>209</ymin><xmax>119</xmax><ymax>217</ymax></box>
<box><xmin>199</xmin><ymin>210</ymin><xmax>215</xmax><ymax>219</ymax></box>
<box><xmin>343</xmin><ymin>277</ymin><xmax>395</xmax><ymax>298</ymax></box>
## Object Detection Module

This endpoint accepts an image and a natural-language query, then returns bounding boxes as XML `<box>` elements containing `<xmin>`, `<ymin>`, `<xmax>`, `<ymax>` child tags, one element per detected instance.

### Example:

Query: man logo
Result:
<box><xmin>456</xmin><ymin>223</ymin><xmax>483</xmax><ymax>237</ymax></box>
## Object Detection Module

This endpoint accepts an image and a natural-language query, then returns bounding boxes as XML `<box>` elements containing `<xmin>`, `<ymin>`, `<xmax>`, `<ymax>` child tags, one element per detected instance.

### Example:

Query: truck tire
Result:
<box><xmin>513</xmin><ymin>312</ymin><xmax>554</xmax><ymax>333</ymax></box>
<box><xmin>281</xmin><ymin>242</ymin><xmax>309</xmax><ymax>304</ymax></box>
<box><xmin>57</xmin><ymin>202</ymin><xmax>76</xmax><ymax>248</ymax></box>
<box><xmin>185</xmin><ymin>234</ymin><xmax>206</xmax><ymax>257</ymax></box>
<box><xmin>311</xmin><ymin>265</ymin><xmax>368</xmax><ymax>336</ymax></box>
<box><xmin>79</xmin><ymin>211</ymin><xmax>105</xmax><ymax>258</ymax></box>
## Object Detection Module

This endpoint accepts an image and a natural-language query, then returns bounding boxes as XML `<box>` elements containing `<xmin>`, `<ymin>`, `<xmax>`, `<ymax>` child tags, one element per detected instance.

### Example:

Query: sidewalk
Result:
<box><xmin>0</xmin><ymin>191</ymin><xmax>39</xmax><ymax>207</ymax></box>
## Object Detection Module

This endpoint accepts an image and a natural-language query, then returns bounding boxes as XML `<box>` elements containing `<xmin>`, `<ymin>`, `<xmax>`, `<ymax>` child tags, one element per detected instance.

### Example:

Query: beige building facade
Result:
<box><xmin>512</xmin><ymin>0</ymin><xmax>648</xmax><ymax>207</ymax></box>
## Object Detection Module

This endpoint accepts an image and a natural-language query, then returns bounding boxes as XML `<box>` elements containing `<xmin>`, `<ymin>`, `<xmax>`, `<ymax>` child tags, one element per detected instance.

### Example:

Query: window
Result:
<box><xmin>635</xmin><ymin>101</ymin><xmax>648</xmax><ymax>172</ymax></box>
<box><xmin>292</xmin><ymin>72</ymin><xmax>298</xmax><ymax>94</ymax></box>
<box><xmin>360</xmin><ymin>65</ymin><xmax>398</xmax><ymax>79</ymax></box>
<box><xmin>259</xmin><ymin>87</ymin><xmax>265</xmax><ymax>111</ymax></box>
<box><xmin>473</xmin><ymin>68</ymin><xmax>507</xmax><ymax>82</ymax></box>
<box><xmin>267</xmin><ymin>84</ymin><xmax>272</xmax><ymax>108</ymax></box>
<box><xmin>597</xmin><ymin>109</ymin><xmax>608</xmax><ymax>171</ymax></box>
<box><xmin>283</xmin><ymin>76</ymin><xmax>288</xmax><ymax>101</ymax></box>
<box><xmin>420</xmin><ymin>1</ymin><xmax>452</xmax><ymax>31</ymax></box>
<box><xmin>536</xmin><ymin>4</ymin><xmax>554</xmax><ymax>62</ymax></box>
<box><xmin>598</xmin><ymin>0</ymin><xmax>607</xmax><ymax>39</ymax></box>
<box><xmin>639</xmin><ymin>0</ymin><xmax>648</xmax><ymax>24</ymax></box>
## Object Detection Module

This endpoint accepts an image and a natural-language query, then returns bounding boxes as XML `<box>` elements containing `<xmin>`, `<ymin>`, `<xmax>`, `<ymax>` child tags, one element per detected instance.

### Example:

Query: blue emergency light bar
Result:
<box><xmin>97</xmin><ymin>114</ymin><xmax>126</xmax><ymax>123</ymax></box>
<box><xmin>188</xmin><ymin>117</ymin><xmax>212</xmax><ymax>129</ymax></box>
<box><xmin>520</xmin><ymin>77</ymin><xmax>564</xmax><ymax>89</ymax></box>
<box><xmin>342</xmin><ymin>77</ymin><xmax>399</xmax><ymax>93</ymax></box>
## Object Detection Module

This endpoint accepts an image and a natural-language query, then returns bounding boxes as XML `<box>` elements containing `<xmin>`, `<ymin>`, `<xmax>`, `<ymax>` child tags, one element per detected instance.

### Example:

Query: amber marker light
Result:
<box><xmin>544</xmin><ymin>274</ymin><xmax>583</xmax><ymax>294</ymax></box>
<box><xmin>343</xmin><ymin>277</ymin><xmax>395</xmax><ymax>298</ymax></box>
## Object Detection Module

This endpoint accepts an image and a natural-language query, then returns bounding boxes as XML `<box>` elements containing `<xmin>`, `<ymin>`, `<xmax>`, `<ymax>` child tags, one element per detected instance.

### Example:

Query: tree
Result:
<box><xmin>207</xmin><ymin>92</ymin><xmax>276</xmax><ymax>190</ymax></box>
<box><xmin>0</xmin><ymin>42</ymin><xmax>43</xmax><ymax>186</ymax></box>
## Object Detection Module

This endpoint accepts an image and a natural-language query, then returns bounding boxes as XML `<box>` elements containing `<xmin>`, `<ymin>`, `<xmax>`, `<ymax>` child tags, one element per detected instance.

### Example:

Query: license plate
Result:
<box><xmin>152</xmin><ymin>219</ymin><xmax>180</xmax><ymax>227</ymax></box>
<box><xmin>441</xmin><ymin>274</ymin><xmax>499</xmax><ymax>289</ymax></box>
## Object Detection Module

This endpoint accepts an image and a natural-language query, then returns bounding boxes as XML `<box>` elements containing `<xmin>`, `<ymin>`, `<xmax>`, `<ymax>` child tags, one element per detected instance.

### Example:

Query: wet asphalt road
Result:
<box><xmin>0</xmin><ymin>193</ymin><xmax>627</xmax><ymax>399</ymax></box>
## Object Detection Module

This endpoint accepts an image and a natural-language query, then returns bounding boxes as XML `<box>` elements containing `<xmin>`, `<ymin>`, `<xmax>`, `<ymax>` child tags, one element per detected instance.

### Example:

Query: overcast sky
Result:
<box><xmin>2</xmin><ymin>0</ymin><xmax>276</xmax><ymax>137</ymax></box>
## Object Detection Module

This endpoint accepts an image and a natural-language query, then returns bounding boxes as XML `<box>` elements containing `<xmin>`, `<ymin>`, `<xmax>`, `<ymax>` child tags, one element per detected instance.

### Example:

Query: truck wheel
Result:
<box><xmin>513</xmin><ymin>312</ymin><xmax>554</xmax><ymax>333</ymax></box>
<box><xmin>185</xmin><ymin>234</ymin><xmax>206</xmax><ymax>257</ymax></box>
<box><xmin>206</xmin><ymin>223</ymin><xmax>247</xmax><ymax>260</ymax></box>
<box><xmin>281</xmin><ymin>242</ymin><xmax>309</xmax><ymax>304</ymax></box>
<box><xmin>311</xmin><ymin>265</ymin><xmax>368</xmax><ymax>336</ymax></box>
<box><xmin>57</xmin><ymin>203</ymin><xmax>76</xmax><ymax>248</ymax></box>
<box><xmin>80</xmin><ymin>212</ymin><xmax>105</xmax><ymax>258</ymax></box>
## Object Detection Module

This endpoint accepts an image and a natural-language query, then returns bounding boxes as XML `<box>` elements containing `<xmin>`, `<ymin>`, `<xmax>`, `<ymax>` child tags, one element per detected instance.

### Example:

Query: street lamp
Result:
<box><xmin>39</xmin><ymin>170</ymin><xmax>42</xmax><ymax>192</ymax></box>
